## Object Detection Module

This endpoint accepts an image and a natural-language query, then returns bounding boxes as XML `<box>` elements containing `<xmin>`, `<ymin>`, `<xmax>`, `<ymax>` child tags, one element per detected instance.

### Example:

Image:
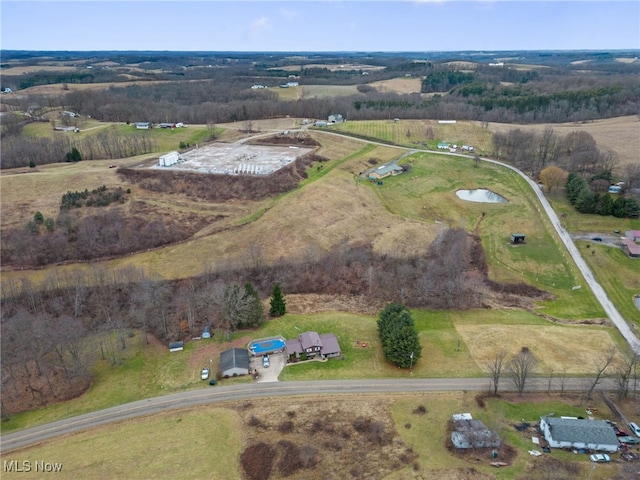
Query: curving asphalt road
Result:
<box><xmin>0</xmin><ymin>377</ymin><xmax>616</xmax><ymax>453</ymax></box>
<box><xmin>1</xmin><ymin>130</ymin><xmax>637</xmax><ymax>454</ymax></box>
<box><xmin>316</xmin><ymin>129</ymin><xmax>640</xmax><ymax>354</ymax></box>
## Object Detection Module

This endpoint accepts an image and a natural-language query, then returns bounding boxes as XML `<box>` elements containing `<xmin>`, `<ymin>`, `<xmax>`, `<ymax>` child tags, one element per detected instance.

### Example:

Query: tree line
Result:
<box><xmin>1</xmin><ymin>126</ymin><xmax>156</xmax><ymax>169</ymax></box>
<box><xmin>1</xmin><ymin>229</ymin><xmax>547</xmax><ymax>414</ymax></box>
<box><xmin>565</xmin><ymin>172</ymin><xmax>639</xmax><ymax>217</ymax></box>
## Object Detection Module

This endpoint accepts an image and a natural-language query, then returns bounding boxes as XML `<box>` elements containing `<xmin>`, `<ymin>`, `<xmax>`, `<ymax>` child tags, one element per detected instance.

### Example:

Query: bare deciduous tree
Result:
<box><xmin>613</xmin><ymin>351</ymin><xmax>638</xmax><ymax>401</ymax></box>
<box><xmin>506</xmin><ymin>347</ymin><xmax>538</xmax><ymax>394</ymax></box>
<box><xmin>584</xmin><ymin>346</ymin><xmax>617</xmax><ymax>401</ymax></box>
<box><xmin>486</xmin><ymin>350</ymin><xmax>508</xmax><ymax>396</ymax></box>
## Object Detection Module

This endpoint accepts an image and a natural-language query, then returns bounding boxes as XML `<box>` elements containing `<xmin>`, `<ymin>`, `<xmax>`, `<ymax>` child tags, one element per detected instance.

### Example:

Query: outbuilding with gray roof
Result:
<box><xmin>220</xmin><ymin>348</ymin><xmax>250</xmax><ymax>377</ymax></box>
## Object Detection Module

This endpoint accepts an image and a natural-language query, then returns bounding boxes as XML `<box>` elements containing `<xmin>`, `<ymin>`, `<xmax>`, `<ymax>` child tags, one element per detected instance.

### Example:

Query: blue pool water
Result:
<box><xmin>250</xmin><ymin>338</ymin><xmax>286</xmax><ymax>355</ymax></box>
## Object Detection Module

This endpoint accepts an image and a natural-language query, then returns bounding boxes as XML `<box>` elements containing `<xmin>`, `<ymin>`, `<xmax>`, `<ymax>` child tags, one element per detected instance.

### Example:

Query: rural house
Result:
<box><xmin>220</xmin><ymin>348</ymin><xmax>250</xmax><ymax>377</ymax></box>
<box><xmin>450</xmin><ymin>413</ymin><xmax>501</xmax><ymax>449</ymax></box>
<box><xmin>621</xmin><ymin>239</ymin><xmax>640</xmax><ymax>258</ymax></box>
<box><xmin>539</xmin><ymin>416</ymin><xmax>619</xmax><ymax>453</ymax></box>
<box><xmin>134</xmin><ymin>122</ymin><xmax>151</xmax><ymax>129</ymax></box>
<box><xmin>286</xmin><ymin>332</ymin><xmax>341</xmax><ymax>360</ymax></box>
<box><xmin>368</xmin><ymin>164</ymin><xmax>404</xmax><ymax>180</ymax></box>
<box><xmin>328</xmin><ymin>114</ymin><xmax>344</xmax><ymax>124</ymax></box>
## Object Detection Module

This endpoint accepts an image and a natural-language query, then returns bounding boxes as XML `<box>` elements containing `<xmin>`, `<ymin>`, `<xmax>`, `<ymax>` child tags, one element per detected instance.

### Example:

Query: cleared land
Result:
<box><xmin>369</xmin><ymin>76</ymin><xmax>424</xmax><ymax>95</ymax></box>
<box><xmin>488</xmin><ymin>115</ymin><xmax>640</xmax><ymax>171</ymax></box>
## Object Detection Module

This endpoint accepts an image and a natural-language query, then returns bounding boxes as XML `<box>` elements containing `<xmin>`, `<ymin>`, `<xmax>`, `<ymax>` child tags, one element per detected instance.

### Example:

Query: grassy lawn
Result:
<box><xmin>328</xmin><ymin>119</ymin><xmax>494</xmax><ymax>153</ymax></box>
<box><xmin>0</xmin><ymin>331</ymin><xmax>248</xmax><ymax>433</ymax></box>
<box><xmin>1</xmin><ymin>407</ymin><xmax>243</xmax><ymax>480</ymax></box>
<box><xmin>547</xmin><ymin>190</ymin><xmax>640</xmax><ymax>328</ymax></box>
<box><xmin>21</xmin><ymin>121</ymin><xmax>211</xmax><ymax>154</ymax></box>
<box><xmin>369</xmin><ymin>152</ymin><xmax>604</xmax><ymax>319</ymax></box>
<box><xmin>388</xmin><ymin>392</ymin><xmax>620</xmax><ymax>479</ymax></box>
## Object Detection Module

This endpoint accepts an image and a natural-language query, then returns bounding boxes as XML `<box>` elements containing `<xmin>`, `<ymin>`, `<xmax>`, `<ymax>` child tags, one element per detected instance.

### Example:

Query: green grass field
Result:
<box><xmin>21</xmin><ymin>121</ymin><xmax>211</xmax><ymax>154</ymax></box>
<box><xmin>368</xmin><ymin>152</ymin><xmax>604</xmax><ymax>319</ymax></box>
<box><xmin>1</xmin><ymin>408</ymin><xmax>243</xmax><ymax>480</ymax></box>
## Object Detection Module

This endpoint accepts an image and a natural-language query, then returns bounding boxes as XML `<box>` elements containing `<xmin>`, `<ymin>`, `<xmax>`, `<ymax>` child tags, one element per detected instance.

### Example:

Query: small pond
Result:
<box><xmin>456</xmin><ymin>189</ymin><xmax>508</xmax><ymax>203</ymax></box>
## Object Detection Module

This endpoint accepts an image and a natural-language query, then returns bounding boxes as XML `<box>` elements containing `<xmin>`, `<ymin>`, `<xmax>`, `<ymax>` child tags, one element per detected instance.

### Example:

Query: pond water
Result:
<box><xmin>456</xmin><ymin>189</ymin><xmax>507</xmax><ymax>203</ymax></box>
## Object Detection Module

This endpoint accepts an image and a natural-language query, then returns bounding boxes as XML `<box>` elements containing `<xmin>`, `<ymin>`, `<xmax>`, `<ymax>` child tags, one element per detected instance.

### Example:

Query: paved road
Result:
<box><xmin>476</xmin><ymin>155</ymin><xmax>640</xmax><ymax>354</ymax></box>
<box><xmin>0</xmin><ymin>377</ymin><xmax>616</xmax><ymax>453</ymax></box>
<box><xmin>2</xmin><ymin>130</ymin><xmax>636</xmax><ymax>453</ymax></box>
<box><xmin>312</xmin><ymin>130</ymin><xmax>640</xmax><ymax>354</ymax></box>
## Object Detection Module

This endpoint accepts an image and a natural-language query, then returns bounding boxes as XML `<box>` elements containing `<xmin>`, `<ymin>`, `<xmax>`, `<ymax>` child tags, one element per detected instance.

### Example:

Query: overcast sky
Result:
<box><xmin>1</xmin><ymin>1</ymin><xmax>639</xmax><ymax>52</ymax></box>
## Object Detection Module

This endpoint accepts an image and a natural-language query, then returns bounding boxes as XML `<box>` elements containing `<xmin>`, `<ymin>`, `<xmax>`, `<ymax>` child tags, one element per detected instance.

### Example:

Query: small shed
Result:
<box><xmin>511</xmin><ymin>234</ymin><xmax>526</xmax><ymax>244</ymax></box>
<box><xmin>169</xmin><ymin>341</ymin><xmax>184</xmax><ymax>352</ymax></box>
<box><xmin>220</xmin><ymin>348</ymin><xmax>250</xmax><ymax>377</ymax></box>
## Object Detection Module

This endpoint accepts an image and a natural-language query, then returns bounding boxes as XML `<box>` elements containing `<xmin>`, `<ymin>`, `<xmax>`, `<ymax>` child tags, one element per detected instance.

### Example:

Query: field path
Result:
<box><xmin>0</xmin><ymin>377</ymin><xmax>617</xmax><ymax>453</ymax></box>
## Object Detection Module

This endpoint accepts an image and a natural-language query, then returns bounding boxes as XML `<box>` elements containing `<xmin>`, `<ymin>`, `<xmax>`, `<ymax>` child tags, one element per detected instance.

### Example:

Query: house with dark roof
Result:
<box><xmin>220</xmin><ymin>348</ymin><xmax>250</xmax><ymax>377</ymax></box>
<box><xmin>540</xmin><ymin>416</ymin><xmax>620</xmax><ymax>453</ymax></box>
<box><xmin>285</xmin><ymin>332</ymin><xmax>341</xmax><ymax>360</ymax></box>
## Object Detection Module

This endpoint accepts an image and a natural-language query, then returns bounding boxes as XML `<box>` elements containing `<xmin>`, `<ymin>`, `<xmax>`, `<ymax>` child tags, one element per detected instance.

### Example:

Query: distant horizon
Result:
<box><xmin>2</xmin><ymin>1</ymin><xmax>638</xmax><ymax>52</ymax></box>
<box><xmin>2</xmin><ymin>48</ymin><xmax>640</xmax><ymax>54</ymax></box>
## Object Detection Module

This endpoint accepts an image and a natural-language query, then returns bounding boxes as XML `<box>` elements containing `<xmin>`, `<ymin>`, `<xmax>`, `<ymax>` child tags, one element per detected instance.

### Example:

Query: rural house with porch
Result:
<box><xmin>286</xmin><ymin>331</ymin><xmax>341</xmax><ymax>361</ymax></box>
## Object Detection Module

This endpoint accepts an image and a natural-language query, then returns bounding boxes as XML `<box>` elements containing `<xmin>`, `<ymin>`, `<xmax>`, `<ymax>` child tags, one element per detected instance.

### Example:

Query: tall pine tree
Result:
<box><xmin>269</xmin><ymin>283</ymin><xmax>286</xmax><ymax>317</ymax></box>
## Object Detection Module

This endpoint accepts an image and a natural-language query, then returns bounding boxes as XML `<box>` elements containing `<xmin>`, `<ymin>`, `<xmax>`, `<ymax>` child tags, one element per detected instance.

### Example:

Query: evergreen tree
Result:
<box><xmin>269</xmin><ymin>283</ymin><xmax>286</xmax><ymax>317</ymax></box>
<box><xmin>244</xmin><ymin>282</ymin><xmax>265</xmax><ymax>328</ymax></box>
<box><xmin>376</xmin><ymin>303</ymin><xmax>422</xmax><ymax>369</ymax></box>
<box><xmin>575</xmin><ymin>188</ymin><xmax>596</xmax><ymax>213</ymax></box>
<box><xmin>383</xmin><ymin>325</ymin><xmax>422</xmax><ymax>369</ymax></box>
<box><xmin>596</xmin><ymin>193</ymin><xmax>613</xmax><ymax>216</ymax></box>
<box><xmin>65</xmin><ymin>147</ymin><xmax>82</xmax><ymax>162</ymax></box>
<box><xmin>611</xmin><ymin>196</ymin><xmax>626</xmax><ymax>218</ymax></box>
<box><xmin>625</xmin><ymin>197</ymin><xmax>640</xmax><ymax>218</ymax></box>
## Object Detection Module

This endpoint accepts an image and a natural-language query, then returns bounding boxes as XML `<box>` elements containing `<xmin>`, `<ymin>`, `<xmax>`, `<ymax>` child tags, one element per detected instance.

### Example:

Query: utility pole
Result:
<box><xmin>410</xmin><ymin>352</ymin><xmax>414</xmax><ymax>375</ymax></box>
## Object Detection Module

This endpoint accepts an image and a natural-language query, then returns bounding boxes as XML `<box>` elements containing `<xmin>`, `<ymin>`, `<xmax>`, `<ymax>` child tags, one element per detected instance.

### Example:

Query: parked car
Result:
<box><xmin>200</xmin><ymin>367</ymin><xmax>209</xmax><ymax>380</ymax></box>
<box><xmin>592</xmin><ymin>237</ymin><xmax>602</xmax><ymax>242</ymax></box>
<box><xmin>209</xmin><ymin>378</ymin><xmax>217</xmax><ymax>386</ymax></box>
<box><xmin>263</xmin><ymin>355</ymin><xmax>270</xmax><ymax>368</ymax></box>
<box><xmin>629</xmin><ymin>422</ymin><xmax>640</xmax><ymax>437</ymax></box>
<box><xmin>589</xmin><ymin>453</ymin><xmax>611</xmax><ymax>463</ymax></box>
<box><xmin>619</xmin><ymin>436</ymin><xmax>640</xmax><ymax>445</ymax></box>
